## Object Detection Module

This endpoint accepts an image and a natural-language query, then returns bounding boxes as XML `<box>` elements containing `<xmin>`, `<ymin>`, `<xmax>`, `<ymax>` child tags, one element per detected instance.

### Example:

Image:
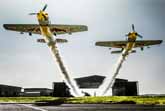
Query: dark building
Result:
<box><xmin>23</xmin><ymin>88</ymin><xmax>52</xmax><ymax>97</ymax></box>
<box><xmin>74</xmin><ymin>75</ymin><xmax>105</xmax><ymax>88</ymax></box>
<box><xmin>0</xmin><ymin>84</ymin><xmax>22</xmax><ymax>97</ymax></box>
<box><xmin>52</xmin><ymin>82</ymin><xmax>72</xmax><ymax>97</ymax></box>
<box><xmin>112</xmin><ymin>78</ymin><xmax>139</xmax><ymax>96</ymax></box>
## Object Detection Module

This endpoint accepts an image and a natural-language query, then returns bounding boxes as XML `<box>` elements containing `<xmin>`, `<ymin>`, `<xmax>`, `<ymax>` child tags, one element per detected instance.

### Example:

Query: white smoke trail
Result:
<box><xmin>47</xmin><ymin>41</ymin><xmax>82</xmax><ymax>97</ymax></box>
<box><xmin>99</xmin><ymin>49</ymin><xmax>130</xmax><ymax>96</ymax></box>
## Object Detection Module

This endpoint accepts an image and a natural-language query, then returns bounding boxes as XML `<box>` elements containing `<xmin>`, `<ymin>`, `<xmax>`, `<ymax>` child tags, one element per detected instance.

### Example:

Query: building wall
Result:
<box><xmin>74</xmin><ymin>75</ymin><xmax>105</xmax><ymax>88</ymax></box>
<box><xmin>0</xmin><ymin>85</ymin><xmax>21</xmax><ymax>97</ymax></box>
<box><xmin>126</xmin><ymin>82</ymin><xmax>138</xmax><ymax>96</ymax></box>
<box><xmin>23</xmin><ymin>88</ymin><xmax>52</xmax><ymax>97</ymax></box>
<box><xmin>52</xmin><ymin>82</ymin><xmax>72</xmax><ymax>97</ymax></box>
<box><xmin>112</xmin><ymin>78</ymin><xmax>138</xmax><ymax>96</ymax></box>
<box><xmin>113</xmin><ymin>87</ymin><xmax>126</xmax><ymax>96</ymax></box>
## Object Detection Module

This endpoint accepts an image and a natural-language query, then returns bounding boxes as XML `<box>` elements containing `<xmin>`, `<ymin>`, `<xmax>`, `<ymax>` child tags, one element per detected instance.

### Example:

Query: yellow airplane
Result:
<box><xmin>95</xmin><ymin>24</ymin><xmax>163</xmax><ymax>56</ymax></box>
<box><xmin>3</xmin><ymin>4</ymin><xmax>88</xmax><ymax>45</ymax></box>
<box><xmin>3</xmin><ymin>5</ymin><xmax>88</xmax><ymax>96</ymax></box>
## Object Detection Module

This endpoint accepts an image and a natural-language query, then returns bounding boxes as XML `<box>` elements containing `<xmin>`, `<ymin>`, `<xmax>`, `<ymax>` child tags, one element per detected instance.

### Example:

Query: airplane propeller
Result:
<box><xmin>132</xmin><ymin>24</ymin><xmax>143</xmax><ymax>38</ymax></box>
<box><xmin>132</xmin><ymin>24</ymin><xmax>135</xmax><ymax>32</ymax></box>
<box><xmin>125</xmin><ymin>24</ymin><xmax>143</xmax><ymax>38</ymax></box>
<box><xmin>29</xmin><ymin>4</ymin><xmax>48</xmax><ymax>15</ymax></box>
<box><xmin>42</xmin><ymin>4</ymin><xmax>47</xmax><ymax>11</ymax></box>
<box><xmin>29</xmin><ymin>13</ymin><xmax>38</xmax><ymax>15</ymax></box>
<box><xmin>137</xmin><ymin>33</ymin><xmax>143</xmax><ymax>38</ymax></box>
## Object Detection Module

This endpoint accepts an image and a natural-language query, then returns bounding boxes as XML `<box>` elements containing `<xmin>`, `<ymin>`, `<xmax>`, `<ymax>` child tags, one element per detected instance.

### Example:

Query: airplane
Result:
<box><xmin>95</xmin><ymin>24</ymin><xmax>163</xmax><ymax>56</ymax></box>
<box><xmin>3</xmin><ymin>5</ymin><xmax>88</xmax><ymax>96</ymax></box>
<box><xmin>3</xmin><ymin>4</ymin><xmax>88</xmax><ymax>45</ymax></box>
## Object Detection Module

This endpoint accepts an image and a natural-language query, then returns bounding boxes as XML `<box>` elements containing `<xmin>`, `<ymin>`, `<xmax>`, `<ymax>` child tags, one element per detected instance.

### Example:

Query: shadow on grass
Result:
<box><xmin>34</xmin><ymin>97</ymin><xmax>136</xmax><ymax>106</ymax></box>
<box><xmin>112</xmin><ymin>101</ymin><xmax>136</xmax><ymax>104</ymax></box>
<box><xmin>35</xmin><ymin>98</ymin><xmax>66</xmax><ymax>106</ymax></box>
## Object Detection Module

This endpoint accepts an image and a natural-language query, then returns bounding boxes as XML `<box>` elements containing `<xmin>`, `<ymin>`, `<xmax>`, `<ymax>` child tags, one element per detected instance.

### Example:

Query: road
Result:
<box><xmin>0</xmin><ymin>103</ymin><xmax>165</xmax><ymax>111</ymax></box>
<box><xmin>0</xmin><ymin>104</ymin><xmax>43</xmax><ymax>111</ymax></box>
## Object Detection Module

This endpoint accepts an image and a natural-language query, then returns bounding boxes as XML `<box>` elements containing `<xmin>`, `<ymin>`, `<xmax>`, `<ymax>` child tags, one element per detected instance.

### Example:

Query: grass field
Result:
<box><xmin>0</xmin><ymin>96</ymin><xmax>165</xmax><ymax>105</ymax></box>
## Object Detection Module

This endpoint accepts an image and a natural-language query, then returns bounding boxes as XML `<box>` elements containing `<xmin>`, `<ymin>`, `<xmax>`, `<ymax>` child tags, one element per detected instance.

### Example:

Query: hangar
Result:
<box><xmin>23</xmin><ymin>88</ymin><xmax>52</xmax><ymax>97</ymax></box>
<box><xmin>52</xmin><ymin>82</ymin><xmax>72</xmax><ymax>97</ymax></box>
<box><xmin>112</xmin><ymin>78</ymin><xmax>139</xmax><ymax>96</ymax></box>
<box><xmin>74</xmin><ymin>75</ymin><xmax>139</xmax><ymax>96</ymax></box>
<box><xmin>74</xmin><ymin>75</ymin><xmax>105</xmax><ymax>88</ymax></box>
<box><xmin>0</xmin><ymin>84</ymin><xmax>22</xmax><ymax>97</ymax></box>
<box><xmin>16</xmin><ymin>75</ymin><xmax>138</xmax><ymax>97</ymax></box>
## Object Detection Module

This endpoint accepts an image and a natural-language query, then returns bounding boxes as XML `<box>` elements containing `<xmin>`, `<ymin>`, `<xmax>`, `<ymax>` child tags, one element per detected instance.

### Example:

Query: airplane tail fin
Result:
<box><xmin>37</xmin><ymin>39</ymin><xmax>46</xmax><ymax>43</ymax></box>
<box><xmin>131</xmin><ymin>50</ymin><xmax>136</xmax><ymax>53</ymax></box>
<box><xmin>111</xmin><ymin>50</ymin><xmax>136</xmax><ymax>54</ymax></box>
<box><xmin>56</xmin><ymin>39</ymin><xmax>68</xmax><ymax>43</ymax></box>
<box><xmin>111</xmin><ymin>50</ymin><xmax>122</xmax><ymax>54</ymax></box>
<box><xmin>37</xmin><ymin>38</ymin><xmax>68</xmax><ymax>44</ymax></box>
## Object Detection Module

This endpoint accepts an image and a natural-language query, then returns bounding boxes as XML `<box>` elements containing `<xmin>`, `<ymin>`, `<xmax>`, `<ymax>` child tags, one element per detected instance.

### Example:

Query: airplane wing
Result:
<box><xmin>95</xmin><ymin>41</ymin><xmax>128</xmax><ymax>48</ymax></box>
<box><xmin>134</xmin><ymin>40</ymin><xmax>163</xmax><ymax>47</ymax></box>
<box><xmin>95</xmin><ymin>40</ymin><xmax>163</xmax><ymax>48</ymax></box>
<box><xmin>3</xmin><ymin>24</ymin><xmax>41</xmax><ymax>34</ymax></box>
<box><xmin>50</xmin><ymin>24</ymin><xmax>88</xmax><ymax>35</ymax></box>
<box><xmin>3</xmin><ymin>24</ymin><xmax>88</xmax><ymax>35</ymax></box>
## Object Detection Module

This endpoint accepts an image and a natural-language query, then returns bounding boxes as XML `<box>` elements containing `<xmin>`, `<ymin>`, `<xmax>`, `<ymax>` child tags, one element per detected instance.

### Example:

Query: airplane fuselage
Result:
<box><xmin>124</xmin><ymin>32</ymin><xmax>137</xmax><ymax>55</ymax></box>
<box><xmin>37</xmin><ymin>11</ymin><xmax>54</xmax><ymax>45</ymax></box>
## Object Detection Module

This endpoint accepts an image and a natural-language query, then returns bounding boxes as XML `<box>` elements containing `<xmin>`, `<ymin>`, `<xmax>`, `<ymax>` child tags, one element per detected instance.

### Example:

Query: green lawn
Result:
<box><xmin>0</xmin><ymin>96</ymin><xmax>165</xmax><ymax>105</ymax></box>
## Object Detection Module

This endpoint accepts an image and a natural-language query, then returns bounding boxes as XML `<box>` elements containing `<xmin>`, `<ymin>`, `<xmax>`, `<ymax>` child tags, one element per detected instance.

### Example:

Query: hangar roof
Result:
<box><xmin>74</xmin><ymin>75</ymin><xmax>105</xmax><ymax>88</ymax></box>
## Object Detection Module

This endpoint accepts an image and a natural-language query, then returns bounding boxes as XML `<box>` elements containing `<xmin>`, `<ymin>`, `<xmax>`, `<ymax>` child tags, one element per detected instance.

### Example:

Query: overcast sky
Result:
<box><xmin>0</xmin><ymin>0</ymin><xmax>164</xmax><ymax>95</ymax></box>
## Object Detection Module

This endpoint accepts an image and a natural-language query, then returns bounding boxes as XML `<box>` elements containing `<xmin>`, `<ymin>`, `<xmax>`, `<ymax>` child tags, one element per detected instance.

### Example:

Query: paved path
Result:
<box><xmin>33</xmin><ymin>104</ymin><xmax>165</xmax><ymax>111</ymax></box>
<box><xmin>0</xmin><ymin>104</ymin><xmax>165</xmax><ymax>111</ymax></box>
<box><xmin>0</xmin><ymin>104</ymin><xmax>46</xmax><ymax>111</ymax></box>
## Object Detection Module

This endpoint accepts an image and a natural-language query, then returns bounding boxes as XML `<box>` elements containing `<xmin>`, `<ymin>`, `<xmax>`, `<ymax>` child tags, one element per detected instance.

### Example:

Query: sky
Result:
<box><xmin>0</xmin><ymin>0</ymin><xmax>165</xmax><ymax>95</ymax></box>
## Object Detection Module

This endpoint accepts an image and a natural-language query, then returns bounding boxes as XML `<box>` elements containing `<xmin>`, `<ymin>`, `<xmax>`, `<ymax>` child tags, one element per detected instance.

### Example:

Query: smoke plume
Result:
<box><xmin>47</xmin><ymin>41</ymin><xmax>82</xmax><ymax>97</ymax></box>
<box><xmin>99</xmin><ymin>49</ymin><xmax>130</xmax><ymax>96</ymax></box>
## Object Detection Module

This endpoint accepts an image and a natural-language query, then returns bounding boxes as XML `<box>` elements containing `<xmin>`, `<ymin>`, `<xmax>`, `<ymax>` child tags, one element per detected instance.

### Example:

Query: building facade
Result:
<box><xmin>0</xmin><ymin>84</ymin><xmax>22</xmax><ymax>97</ymax></box>
<box><xmin>74</xmin><ymin>75</ymin><xmax>105</xmax><ymax>88</ymax></box>
<box><xmin>112</xmin><ymin>78</ymin><xmax>139</xmax><ymax>96</ymax></box>
<box><xmin>52</xmin><ymin>82</ymin><xmax>72</xmax><ymax>97</ymax></box>
<box><xmin>23</xmin><ymin>88</ymin><xmax>52</xmax><ymax>97</ymax></box>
